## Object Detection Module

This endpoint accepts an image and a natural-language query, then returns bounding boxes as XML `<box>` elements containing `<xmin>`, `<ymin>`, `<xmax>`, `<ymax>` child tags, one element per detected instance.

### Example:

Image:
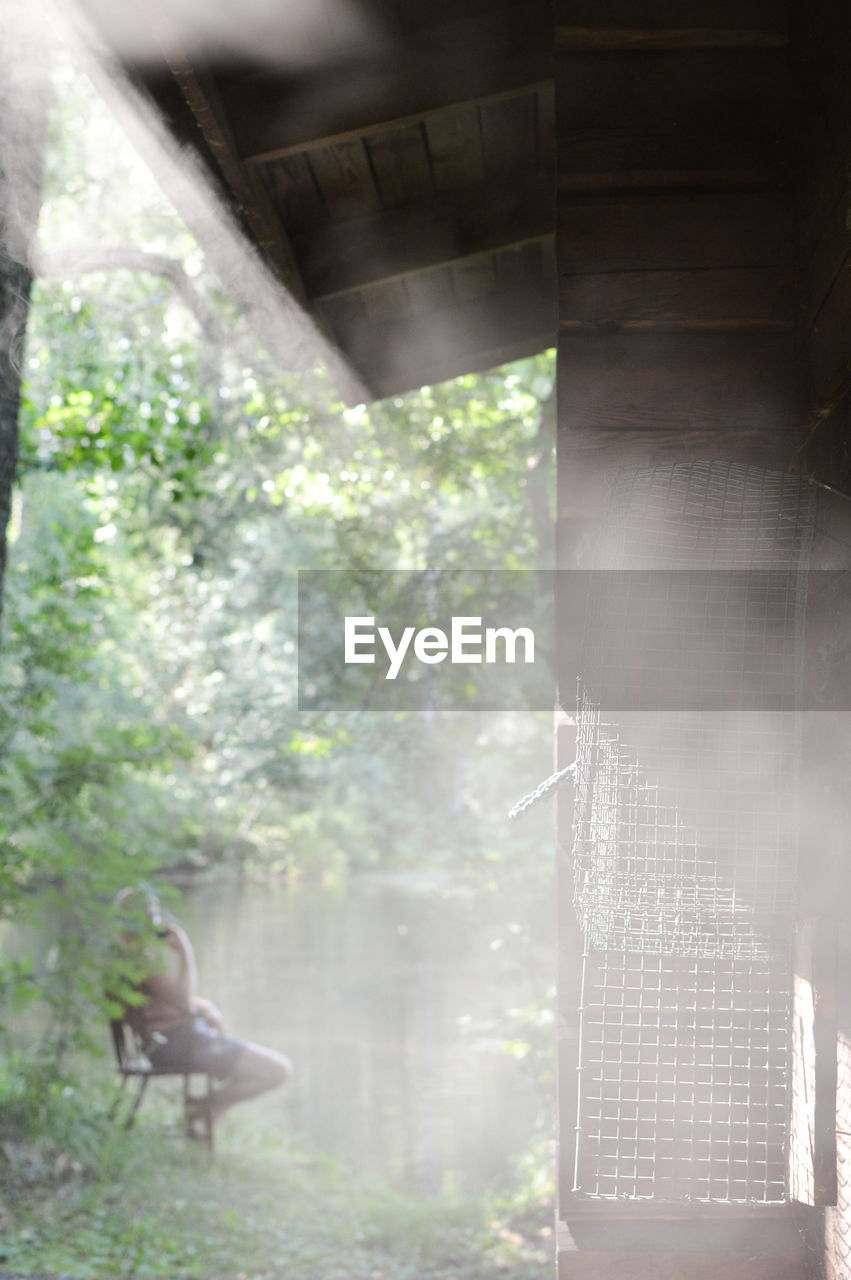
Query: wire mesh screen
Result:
<box><xmin>596</xmin><ymin>461</ymin><xmax>816</xmax><ymax>570</ymax></box>
<box><xmin>570</xmin><ymin>460</ymin><xmax>815</xmax><ymax>1203</ymax></box>
<box><xmin>575</xmin><ymin>949</ymin><xmax>791</xmax><ymax>1202</ymax></box>
<box><xmin>572</xmin><ymin>698</ymin><xmax>797</xmax><ymax>960</ymax></box>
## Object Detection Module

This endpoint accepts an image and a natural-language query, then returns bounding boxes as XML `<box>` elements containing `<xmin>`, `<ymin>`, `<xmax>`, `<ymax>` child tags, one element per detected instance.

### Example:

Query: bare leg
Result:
<box><xmin>207</xmin><ymin>1043</ymin><xmax>292</xmax><ymax>1123</ymax></box>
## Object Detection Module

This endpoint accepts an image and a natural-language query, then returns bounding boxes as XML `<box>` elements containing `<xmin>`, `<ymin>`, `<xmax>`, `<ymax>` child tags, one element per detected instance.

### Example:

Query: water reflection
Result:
<box><xmin>180</xmin><ymin>874</ymin><xmax>552</xmax><ymax>1195</ymax></box>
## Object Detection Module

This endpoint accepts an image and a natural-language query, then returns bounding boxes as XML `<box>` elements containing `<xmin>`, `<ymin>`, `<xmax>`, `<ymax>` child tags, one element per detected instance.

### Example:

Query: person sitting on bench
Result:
<box><xmin>117</xmin><ymin>888</ymin><xmax>292</xmax><ymax>1135</ymax></box>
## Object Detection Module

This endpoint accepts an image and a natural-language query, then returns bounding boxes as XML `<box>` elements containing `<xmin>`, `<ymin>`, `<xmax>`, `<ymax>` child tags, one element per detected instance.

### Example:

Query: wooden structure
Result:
<box><xmin>552</xmin><ymin>4</ymin><xmax>850</xmax><ymax>1278</ymax></box>
<box><xmin>25</xmin><ymin>0</ymin><xmax>851</xmax><ymax>1276</ymax></box>
<box><xmin>70</xmin><ymin>0</ymin><xmax>557</xmax><ymax>400</ymax></box>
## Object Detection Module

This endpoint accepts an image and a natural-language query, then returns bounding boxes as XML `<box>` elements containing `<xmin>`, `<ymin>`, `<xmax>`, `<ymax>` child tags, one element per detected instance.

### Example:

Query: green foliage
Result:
<box><xmin>0</xmin><ymin>1088</ymin><xmax>553</xmax><ymax>1280</ymax></box>
<box><xmin>2</xmin><ymin>52</ymin><xmax>557</xmax><ymax>1091</ymax></box>
<box><xmin>0</xmin><ymin>474</ymin><xmax>189</xmax><ymax>1062</ymax></box>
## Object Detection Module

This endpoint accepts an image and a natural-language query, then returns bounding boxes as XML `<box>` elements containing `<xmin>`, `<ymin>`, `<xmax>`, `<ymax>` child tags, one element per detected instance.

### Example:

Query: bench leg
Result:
<box><xmin>183</xmin><ymin>1074</ymin><xmax>215</xmax><ymax>1151</ymax></box>
<box><xmin>124</xmin><ymin>1074</ymin><xmax>150</xmax><ymax>1130</ymax></box>
<box><xmin>107</xmin><ymin>1074</ymin><xmax>130</xmax><ymax>1123</ymax></box>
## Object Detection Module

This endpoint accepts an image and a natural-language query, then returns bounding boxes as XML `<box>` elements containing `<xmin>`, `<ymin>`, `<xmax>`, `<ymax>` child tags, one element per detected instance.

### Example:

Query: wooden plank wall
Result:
<box><xmin>556</xmin><ymin>5</ymin><xmax>804</xmax><ymax>529</ymax></box>
<box><xmin>555</xmin><ymin>2</ymin><xmax>810</xmax><ymax>1275</ymax></box>
<box><xmin>794</xmin><ymin>4</ymin><xmax>851</xmax><ymax>1274</ymax></box>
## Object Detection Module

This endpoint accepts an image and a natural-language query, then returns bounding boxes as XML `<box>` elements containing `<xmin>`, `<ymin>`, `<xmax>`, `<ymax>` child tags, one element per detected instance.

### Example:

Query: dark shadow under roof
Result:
<box><xmin>72</xmin><ymin>0</ymin><xmax>557</xmax><ymax>399</ymax></box>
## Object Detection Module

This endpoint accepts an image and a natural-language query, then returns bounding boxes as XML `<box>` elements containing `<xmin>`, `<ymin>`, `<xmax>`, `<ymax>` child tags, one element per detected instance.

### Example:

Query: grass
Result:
<box><xmin>0</xmin><ymin>1077</ymin><xmax>554</xmax><ymax>1280</ymax></box>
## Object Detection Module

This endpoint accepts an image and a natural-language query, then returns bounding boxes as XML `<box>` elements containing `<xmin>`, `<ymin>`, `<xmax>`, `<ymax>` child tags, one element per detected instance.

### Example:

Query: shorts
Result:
<box><xmin>147</xmin><ymin>1015</ymin><xmax>246</xmax><ymax>1079</ymax></box>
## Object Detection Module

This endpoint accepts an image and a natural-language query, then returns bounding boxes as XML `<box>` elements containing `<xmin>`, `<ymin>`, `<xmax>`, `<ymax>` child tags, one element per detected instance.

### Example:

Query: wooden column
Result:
<box><xmin>555</xmin><ymin>2</ymin><xmax>809</xmax><ymax>1275</ymax></box>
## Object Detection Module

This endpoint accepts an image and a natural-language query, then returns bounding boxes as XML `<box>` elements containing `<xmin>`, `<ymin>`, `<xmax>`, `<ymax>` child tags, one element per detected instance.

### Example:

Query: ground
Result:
<box><xmin>0</xmin><ymin>1081</ymin><xmax>553</xmax><ymax>1280</ymax></box>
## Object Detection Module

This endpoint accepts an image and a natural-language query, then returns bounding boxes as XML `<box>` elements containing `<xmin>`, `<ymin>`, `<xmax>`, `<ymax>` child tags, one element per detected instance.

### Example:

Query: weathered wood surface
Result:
<box><xmin>556</xmin><ymin>51</ymin><xmax>789</xmax><ymax>181</ymax></box>
<box><xmin>557</xmin><ymin>332</ymin><xmax>803</xmax><ymax>438</ymax></box>
<box><xmin>800</xmin><ymin>176</ymin><xmax>851</xmax><ymax>335</ymax></box>
<box><xmin>556</xmin><ymin>0</ymin><xmax>789</xmax><ymax>31</ymax></box>
<box><xmin>794</xmin><ymin>14</ymin><xmax>851</xmax><ymax>409</ymax></box>
<box><xmin>256</xmin><ymin>153</ymin><xmax>326</xmax><ymax>236</ymax></box>
<box><xmin>294</xmin><ymin>177</ymin><xmax>553</xmax><ymax>299</ymax></box>
<box><xmin>366</xmin><ymin>332</ymin><xmax>554</xmax><ymax>401</ymax></box>
<box><xmin>560</xmin><ymin>267</ymin><xmax>794</xmax><ymax>331</ymax></box>
<box><xmin>359</xmin><ymin>279</ymin><xmax>409</xmax><ymax>325</ymax></box>
<box><xmin>557</xmin><ymin>27</ymin><xmax>788</xmax><ymax>49</ymax></box>
<box><xmin>557</xmin><ymin>1253</ymin><xmax>805</xmax><ymax>1280</ymax></box>
<box><xmin>225</xmin><ymin>4</ymin><xmax>554</xmax><ymax>162</ymax></box>
<box><xmin>329</xmin><ymin>281</ymin><xmax>555</xmax><ymax>399</ymax></box>
<box><xmin>424</xmin><ymin>105</ymin><xmax>485</xmax><ymax>189</ymax></box>
<box><xmin>169</xmin><ymin>63</ymin><xmax>308</xmax><ymax>303</ymax></box>
<box><xmin>479</xmin><ymin>91</ymin><xmax>540</xmax><ymax>176</ymax></box>
<box><xmin>306</xmin><ymin>142</ymin><xmax>381</xmax><ymax>221</ymax></box>
<box><xmin>808</xmin><ymin>258</ymin><xmax>851</xmax><ymax>406</ymax></box>
<box><xmin>365</xmin><ymin>123</ymin><xmax>433</xmax><ymax>209</ymax></box>
<box><xmin>558</xmin><ymin>194</ymin><xmax>793</xmax><ymax>273</ymax></box>
<box><xmin>560</xmin><ymin>1197</ymin><xmax>806</xmax><ymax>1248</ymax></box>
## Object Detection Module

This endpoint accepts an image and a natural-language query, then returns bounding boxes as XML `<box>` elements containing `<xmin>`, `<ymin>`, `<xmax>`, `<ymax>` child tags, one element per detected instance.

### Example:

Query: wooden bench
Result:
<box><xmin>108</xmin><ymin>1018</ymin><xmax>215</xmax><ymax>1150</ymax></box>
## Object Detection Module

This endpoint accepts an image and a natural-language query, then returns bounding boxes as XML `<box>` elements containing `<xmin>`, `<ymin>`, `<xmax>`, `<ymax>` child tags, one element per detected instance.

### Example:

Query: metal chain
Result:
<box><xmin>508</xmin><ymin>761</ymin><xmax>577</xmax><ymax>820</ymax></box>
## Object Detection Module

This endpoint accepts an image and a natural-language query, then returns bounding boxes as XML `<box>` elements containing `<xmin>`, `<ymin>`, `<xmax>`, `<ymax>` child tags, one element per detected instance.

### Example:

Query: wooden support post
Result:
<box><xmin>555</xmin><ymin>0</ymin><xmax>809</xmax><ymax>1271</ymax></box>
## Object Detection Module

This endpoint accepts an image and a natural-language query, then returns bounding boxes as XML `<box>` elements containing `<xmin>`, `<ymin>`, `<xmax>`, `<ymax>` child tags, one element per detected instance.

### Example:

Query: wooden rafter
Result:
<box><xmin>167</xmin><ymin>58</ymin><xmax>309</xmax><ymax>305</ymax></box>
<box><xmin>222</xmin><ymin>4</ymin><xmax>554</xmax><ymax>163</ymax></box>
<box><xmin>293</xmin><ymin>177</ymin><xmax>554</xmax><ymax>300</ymax></box>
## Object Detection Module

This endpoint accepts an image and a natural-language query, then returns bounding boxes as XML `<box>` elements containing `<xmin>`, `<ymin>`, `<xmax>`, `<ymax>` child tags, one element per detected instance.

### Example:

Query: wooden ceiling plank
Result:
<box><xmin>403</xmin><ymin>265</ymin><xmax>455</xmax><ymax>316</ymax></box>
<box><xmin>452</xmin><ymin>255</ymin><xmax>497</xmax><ymax>302</ymax></box>
<box><xmin>497</xmin><ymin>242</ymin><xmax>544</xmax><ymax>292</ymax></box>
<box><xmin>370</xmin><ymin>331</ymin><xmax>555</xmax><ymax>399</ymax></box>
<box><xmin>365</xmin><ymin>123</ymin><xmax>434</xmax><ymax>209</ymax></box>
<box><xmin>336</xmin><ymin>280</ymin><xmax>556</xmax><ymax>383</ymax></box>
<box><xmin>167</xmin><ymin>58</ymin><xmax>309</xmax><ymax>303</ymax></box>
<box><xmin>256</xmin><ymin>154</ymin><xmax>326</xmax><ymax>235</ymax></box>
<box><xmin>222</xmin><ymin>3</ymin><xmax>554</xmax><ymax>162</ymax></box>
<box><xmin>292</xmin><ymin>177</ymin><xmax>553</xmax><ymax>298</ymax></box>
<box><xmin>424</xmin><ymin>107</ymin><xmax>485</xmax><ymax>192</ymax></box>
<box><xmin>537</xmin><ymin>82</ymin><xmax>556</xmax><ymax>173</ymax></box>
<box><xmin>479</xmin><ymin>92</ymin><xmax>538</xmax><ymax>177</ymax></box>
<box><xmin>307</xmin><ymin>141</ymin><xmax>382</xmax><ymax>220</ymax></box>
<box><xmin>238</xmin><ymin>82</ymin><xmax>554</xmax><ymax>167</ymax></box>
<box><xmin>400</xmin><ymin>0</ymin><xmax>519</xmax><ymax>34</ymax></box>
<box><xmin>320</xmin><ymin>290</ymin><xmax>366</xmax><ymax>340</ymax></box>
<box><xmin>360</xmin><ymin>278</ymin><xmax>411</xmax><ymax>323</ymax></box>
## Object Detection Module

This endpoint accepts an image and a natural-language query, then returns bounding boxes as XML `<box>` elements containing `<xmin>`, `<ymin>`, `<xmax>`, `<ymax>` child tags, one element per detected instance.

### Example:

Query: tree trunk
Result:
<box><xmin>0</xmin><ymin>5</ymin><xmax>48</xmax><ymax>638</ymax></box>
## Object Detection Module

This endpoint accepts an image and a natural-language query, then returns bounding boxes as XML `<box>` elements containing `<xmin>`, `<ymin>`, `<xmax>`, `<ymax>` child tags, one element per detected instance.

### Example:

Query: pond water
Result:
<box><xmin>178</xmin><ymin>873</ymin><xmax>554</xmax><ymax>1195</ymax></box>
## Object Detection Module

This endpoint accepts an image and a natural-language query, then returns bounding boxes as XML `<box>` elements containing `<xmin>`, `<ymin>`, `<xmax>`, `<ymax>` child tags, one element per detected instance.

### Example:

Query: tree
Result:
<box><xmin>0</xmin><ymin>6</ymin><xmax>49</xmax><ymax>634</ymax></box>
<box><xmin>1</xmin><ymin>52</ymin><xmax>557</xmax><ymax>1071</ymax></box>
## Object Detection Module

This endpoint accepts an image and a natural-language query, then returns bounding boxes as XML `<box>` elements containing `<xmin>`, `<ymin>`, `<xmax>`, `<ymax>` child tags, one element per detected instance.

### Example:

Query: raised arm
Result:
<box><xmin>162</xmin><ymin>923</ymin><xmax>225</xmax><ymax>1031</ymax></box>
<box><xmin>161</xmin><ymin>922</ymin><xmax>198</xmax><ymax>1004</ymax></box>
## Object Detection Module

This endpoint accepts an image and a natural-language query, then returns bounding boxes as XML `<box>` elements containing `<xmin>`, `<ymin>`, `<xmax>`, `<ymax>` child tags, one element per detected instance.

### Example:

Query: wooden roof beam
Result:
<box><xmin>329</xmin><ymin>279</ymin><xmax>556</xmax><ymax>396</ymax></box>
<box><xmin>167</xmin><ymin>58</ymin><xmax>309</xmax><ymax>304</ymax></box>
<box><xmin>368</xmin><ymin>331</ymin><xmax>554</xmax><ymax>400</ymax></box>
<box><xmin>219</xmin><ymin>3</ymin><xmax>554</xmax><ymax>163</ymax></box>
<box><xmin>293</xmin><ymin>177</ymin><xmax>554</xmax><ymax>299</ymax></box>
